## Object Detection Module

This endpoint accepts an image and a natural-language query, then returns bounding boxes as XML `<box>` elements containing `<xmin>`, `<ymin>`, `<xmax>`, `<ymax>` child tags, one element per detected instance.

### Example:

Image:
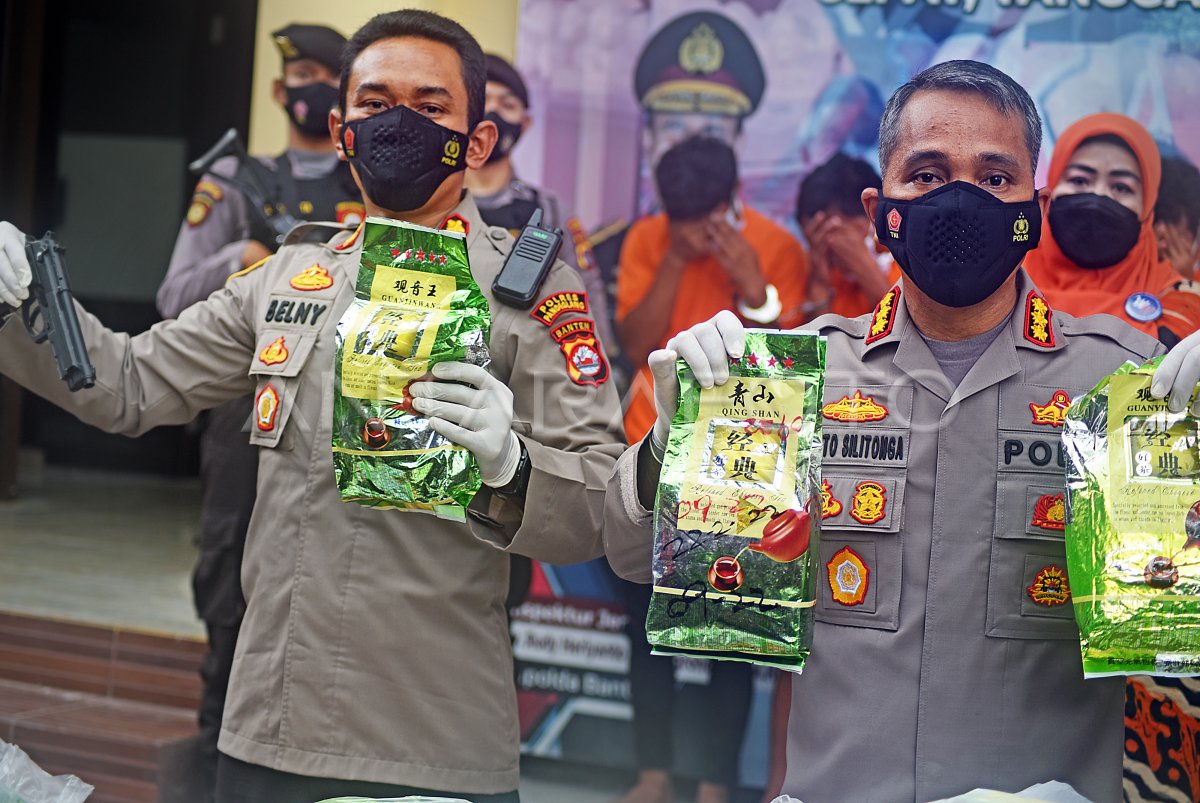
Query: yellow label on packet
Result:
<box><xmin>678</xmin><ymin>377</ymin><xmax>806</xmax><ymax>538</ymax></box>
<box><xmin>369</xmin><ymin>266</ymin><xmax>457</xmax><ymax>309</ymax></box>
<box><xmin>338</xmin><ymin>304</ymin><xmax>446</xmax><ymax>399</ymax></box>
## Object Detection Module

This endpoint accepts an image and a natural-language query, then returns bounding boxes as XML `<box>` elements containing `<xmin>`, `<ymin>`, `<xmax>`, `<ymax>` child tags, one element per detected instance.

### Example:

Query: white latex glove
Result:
<box><xmin>408</xmin><ymin>361</ymin><xmax>521</xmax><ymax>487</ymax></box>
<box><xmin>1152</xmin><ymin>330</ymin><xmax>1200</xmax><ymax>415</ymax></box>
<box><xmin>647</xmin><ymin>309</ymin><xmax>746</xmax><ymax>456</ymax></box>
<box><xmin>0</xmin><ymin>222</ymin><xmax>32</xmax><ymax>309</ymax></box>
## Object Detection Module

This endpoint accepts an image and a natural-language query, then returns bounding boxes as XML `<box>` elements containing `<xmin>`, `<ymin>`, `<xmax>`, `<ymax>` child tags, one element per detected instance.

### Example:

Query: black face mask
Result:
<box><xmin>285</xmin><ymin>83</ymin><xmax>338</xmax><ymax>139</ymax></box>
<box><xmin>1048</xmin><ymin>192</ymin><xmax>1141</xmax><ymax>269</ymax></box>
<box><xmin>876</xmin><ymin>181</ymin><xmax>1042</xmax><ymax>308</ymax></box>
<box><xmin>484</xmin><ymin>110</ymin><xmax>523</xmax><ymax>164</ymax></box>
<box><xmin>340</xmin><ymin>104</ymin><xmax>468</xmax><ymax>213</ymax></box>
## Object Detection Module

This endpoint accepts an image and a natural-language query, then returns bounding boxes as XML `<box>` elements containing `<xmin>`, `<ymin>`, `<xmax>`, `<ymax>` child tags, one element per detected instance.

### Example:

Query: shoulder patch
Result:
<box><xmin>531</xmin><ymin>291</ymin><xmax>589</xmax><ymax>327</ymax></box>
<box><xmin>227</xmin><ymin>255</ymin><xmax>272</xmax><ymax>283</ymax></box>
<box><xmin>1023</xmin><ymin>290</ymin><xmax>1056</xmax><ymax>348</ymax></box>
<box><xmin>565</xmin><ymin>218</ymin><xmax>598</xmax><ymax>272</ymax></box>
<box><xmin>439</xmin><ymin>214</ymin><xmax>469</xmax><ymax>236</ymax></box>
<box><xmin>335</xmin><ymin>201</ymin><xmax>364</xmax><ymax>226</ymax></box>
<box><xmin>186</xmin><ymin>196</ymin><xmax>213</xmax><ymax>227</ymax></box>
<box><xmin>555</xmin><ymin>319</ymin><xmax>609</xmax><ymax>386</ymax></box>
<box><xmin>865</xmin><ymin>285</ymin><xmax>901</xmax><ymax>344</ymax></box>
<box><xmin>194</xmin><ymin>180</ymin><xmax>224</xmax><ymax>202</ymax></box>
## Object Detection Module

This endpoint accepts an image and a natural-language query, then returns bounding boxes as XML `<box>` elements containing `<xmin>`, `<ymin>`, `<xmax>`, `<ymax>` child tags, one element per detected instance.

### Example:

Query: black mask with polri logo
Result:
<box><xmin>340</xmin><ymin>104</ymin><xmax>468</xmax><ymax>213</ymax></box>
<box><xmin>484</xmin><ymin>110</ymin><xmax>523</xmax><ymax>164</ymax></box>
<box><xmin>1048</xmin><ymin>192</ymin><xmax>1141</xmax><ymax>269</ymax></box>
<box><xmin>876</xmin><ymin>181</ymin><xmax>1042</xmax><ymax>308</ymax></box>
<box><xmin>285</xmin><ymin>83</ymin><xmax>339</xmax><ymax>138</ymax></box>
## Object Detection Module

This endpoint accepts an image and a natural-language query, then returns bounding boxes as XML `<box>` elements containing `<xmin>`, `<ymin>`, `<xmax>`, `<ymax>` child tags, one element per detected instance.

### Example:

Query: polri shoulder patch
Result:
<box><xmin>865</xmin><ymin>285</ymin><xmax>900</xmax><ymax>344</ymax></box>
<box><xmin>336</xmin><ymin>201</ymin><xmax>365</xmax><ymax>226</ymax></box>
<box><xmin>1024</xmin><ymin>290</ymin><xmax>1055</xmax><ymax>348</ymax></box>
<box><xmin>553</xmin><ymin>318</ymin><xmax>608</xmax><ymax>386</ymax></box>
<box><xmin>531</xmin><ymin>291</ymin><xmax>589</xmax><ymax>327</ymax></box>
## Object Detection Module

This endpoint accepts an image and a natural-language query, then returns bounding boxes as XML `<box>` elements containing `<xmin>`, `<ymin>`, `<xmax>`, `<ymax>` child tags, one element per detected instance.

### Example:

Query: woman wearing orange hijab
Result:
<box><xmin>1025</xmin><ymin>113</ymin><xmax>1200</xmax><ymax>344</ymax></box>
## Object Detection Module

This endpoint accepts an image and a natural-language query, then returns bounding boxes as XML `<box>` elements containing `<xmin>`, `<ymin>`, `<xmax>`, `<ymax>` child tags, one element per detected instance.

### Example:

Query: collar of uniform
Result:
<box><xmin>323</xmin><ymin>192</ymin><xmax>489</xmax><ymax>255</ymax></box>
<box><xmin>1010</xmin><ymin>268</ymin><xmax>1064</xmax><ymax>352</ymax></box>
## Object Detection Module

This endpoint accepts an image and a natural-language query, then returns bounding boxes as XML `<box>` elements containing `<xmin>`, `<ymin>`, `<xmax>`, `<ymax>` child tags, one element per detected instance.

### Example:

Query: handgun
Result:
<box><xmin>188</xmin><ymin>127</ymin><xmax>300</xmax><ymax>246</ymax></box>
<box><xmin>17</xmin><ymin>233</ymin><xmax>96</xmax><ymax>391</ymax></box>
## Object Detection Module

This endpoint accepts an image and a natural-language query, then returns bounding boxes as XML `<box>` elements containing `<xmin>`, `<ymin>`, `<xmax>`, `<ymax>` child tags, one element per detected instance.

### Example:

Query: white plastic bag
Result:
<box><xmin>0</xmin><ymin>741</ymin><xmax>92</xmax><ymax>803</ymax></box>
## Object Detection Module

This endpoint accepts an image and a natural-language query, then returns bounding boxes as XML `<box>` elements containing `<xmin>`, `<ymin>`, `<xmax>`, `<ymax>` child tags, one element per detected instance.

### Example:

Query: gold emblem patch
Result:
<box><xmin>679</xmin><ymin>23</ymin><xmax>723</xmax><ymax>74</ymax></box>
<box><xmin>820</xmin><ymin>480</ymin><xmax>842</xmax><ymax>519</ymax></box>
<box><xmin>849</xmin><ymin>481</ymin><xmax>887</xmax><ymax>525</ymax></box>
<box><xmin>1031</xmin><ymin>493</ymin><xmax>1066</xmax><ymax>531</ymax></box>
<box><xmin>289</xmin><ymin>265</ymin><xmax>334</xmax><ymax>292</ymax></box>
<box><xmin>186</xmin><ymin>196</ymin><xmax>212</xmax><ymax>227</ymax></box>
<box><xmin>1027</xmin><ymin>565</ymin><xmax>1071</xmax><ymax>606</ymax></box>
<box><xmin>827</xmin><ymin>546</ymin><xmax>869</xmax><ymax>607</ymax></box>
<box><xmin>258</xmin><ymin>336</ymin><xmax>288</xmax><ymax>366</ymax></box>
<box><xmin>822</xmin><ymin>390</ymin><xmax>888</xmax><ymax>423</ymax></box>
<box><xmin>1029</xmin><ymin>390</ymin><xmax>1071</xmax><ymax>427</ymax></box>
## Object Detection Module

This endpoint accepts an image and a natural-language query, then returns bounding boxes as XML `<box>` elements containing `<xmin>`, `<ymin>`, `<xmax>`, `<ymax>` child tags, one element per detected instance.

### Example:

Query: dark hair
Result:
<box><xmin>339</xmin><ymin>10</ymin><xmax>486</xmax><ymax>130</ymax></box>
<box><xmin>795</xmin><ymin>153</ymin><xmax>881</xmax><ymax>224</ymax></box>
<box><xmin>1157</xmin><ymin>155</ymin><xmax>1200</xmax><ymax>236</ymax></box>
<box><xmin>878</xmin><ymin>60</ymin><xmax>1042</xmax><ymax>175</ymax></box>
<box><xmin>655</xmin><ymin>136</ymin><xmax>738</xmax><ymax>221</ymax></box>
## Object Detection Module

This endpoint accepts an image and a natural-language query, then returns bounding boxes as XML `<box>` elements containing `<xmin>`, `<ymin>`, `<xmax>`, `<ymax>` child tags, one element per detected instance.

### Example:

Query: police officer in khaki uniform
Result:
<box><xmin>155</xmin><ymin>24</ymin><xmax>366</xmax><ymax>799</ymax></box>
<box><xmin>601</xmin><ymin>61</ymin><xmax>1200</xmax><ymax>802</ymax></box>
<box><xmin>0</xmin><ymin>11</ymin><xmax>623</xmax><ymax>803</ymax></box>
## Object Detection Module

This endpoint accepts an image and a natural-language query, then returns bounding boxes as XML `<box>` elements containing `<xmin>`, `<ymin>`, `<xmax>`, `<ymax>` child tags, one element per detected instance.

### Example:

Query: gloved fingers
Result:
<box><xmin>411</xmin><ymin>397</ymin><xmax>485</xmax><ymax>431</ymax></box>
<box><xmin>1167</xmin><ymin>347</ymin><xmax>1200</xmax><ymax>414</ymax></box>
<box><xmin>668</xmin><ymin>330</ymin><xmax>715</xmax><ymax>387</ymax></box>
<box><xmin>692</xmin><ymin>320</ymin><xmax>731</xmax><ymax>387</ymax></box>
<box><xmin>427</xmin><ymin>416</ymin><xmax>481</xmax><ymax>452</ymax></box>
<box><xmin>408</xmin><ymin>380</ymin><xmax>484</xmax><ymax>408</ymax></box>
<box><xmin>711</xmin><ymin>309</ymin><xmax>747</xmax><ymax>359</ymax></box>
<box><xmin>1152</xmin><ymin>331</ymin><xmax>1200</xmax><ymax>399</ymax></box>
<box><xmin>430</xmin><ymin>360</ymin><xmax>493</xmax><ymax>389</ymax></box>
<box><xmin>0</xmin><ymin>224</ymin><xmax>31</xmax><ymax>308</ymax></box>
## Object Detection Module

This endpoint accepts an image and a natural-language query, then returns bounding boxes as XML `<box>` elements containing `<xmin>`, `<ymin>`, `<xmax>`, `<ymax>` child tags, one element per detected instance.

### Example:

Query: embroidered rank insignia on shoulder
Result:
<box><xmin>439</xmin><ymin>214</ymin><xmax>469</xmax><ymax>236</ymax></box>
<box><xmin>1031</xmin><ymin>493</ymin><xmax>1066</xmax><ymax>531</ymax></box>
<box><xmin>827</xmin><ymin>546</ymin><xmax>869</xmax><ymax>606</ymax></box>
<box><xmin>822</xmin><ymin>390</ymin><xmax>888</xmax><ymax>423</ymax></box>
<box><xmin>255</xmin><ymin>384</ymin><xmax>280</xmax><ymax>432</ymax></box>
<box><xmin>865</xmin><ymin>285</ymin><xmax>900</xmax><ymax>345</ymax></box>
<box><xmin>531</xmin><ymin>291</ymin><xmax>589</xmax><ymax>327</ymax></box>
<box><xmin>335</xmin><ymin>201</ymin><xmax>364</xmax><ymax>226</ymax></box>
<box><xmin>334</xmin><ymin>223</ymin><xmax>364</xmax><ymax>251</ymax></box>
<box><xmin>820</xmin><ymin>480</ymin><xmax>842</xmax><ymax>519</ymax></box>
<box><xmin>194</xmin><ymin>180</ymin><xmax>224</xmax><ymax>201</ymax></box>
<box><xmin>566</xmin><ymin>217</ymin><xmax>599</xmax><ymax>272</ymax></box>
<box><xmin>552</xmin><ymin>318</ymin><xmax>609</xmax><ymax>386</ymax></box>
<box><xmin>1027</xmin><ymin>565</ymin><xmax>1071</xmax><ymax>606</ymax></box>
<box><xmin>258</xmin><ymin>336</ymin><xmax>288</xmax><ymax>366</ymax></box>
<box><xmin>290</xmin><ymin>265</ymin><xmax>334</xmax><ymax>292</ymax></box>
<box><xmin>849</xmin><ymin>481</ymin><xmax>886</xmax><ymax>525</ymax></box>
<box><xmin>1029</xmin><ymin>390</ymin><xmax>1071</xmax><ymax>427</ymax></box>
<box><xmin>1024</xmin><ymin>290</ymin><xmax>1055</xmax><ymax>347</ymax></box>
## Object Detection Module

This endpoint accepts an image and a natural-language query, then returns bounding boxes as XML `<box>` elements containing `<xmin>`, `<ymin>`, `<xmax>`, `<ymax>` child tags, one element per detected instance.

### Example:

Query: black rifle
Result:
<box><xmin>188</xmin><ymin>127</ymin><xmax>300</xmax><ymax>246</ymax></box>
<box><xmin>14</xmin><ymin>233</ymin><xmax>96</xmax><ymax>391</ymax></box>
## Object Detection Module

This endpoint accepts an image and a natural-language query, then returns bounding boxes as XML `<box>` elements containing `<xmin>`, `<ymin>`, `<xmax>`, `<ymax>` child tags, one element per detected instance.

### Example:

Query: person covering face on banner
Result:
<box><xmin>0</xmin><ymin>10</ymin><xmax>626</xmax><ymax>803</ymax></box>
<box><xmin>602</xmin><ymin>59</ymin><xmax>1200</xmax><ymax>803</ymax></box>
<box><xmin>1025</xmin><ymin>113</ymin><xmax>1200</xmax><ymax>345</ymax></box>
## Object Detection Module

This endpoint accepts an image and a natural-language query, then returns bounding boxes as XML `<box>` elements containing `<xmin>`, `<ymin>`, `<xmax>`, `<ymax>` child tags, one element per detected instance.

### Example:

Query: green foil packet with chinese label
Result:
<box><xmin>646</xmin><ymin>331</ymin><xmax>826</xmax><ymax>671</ymax></box>
<box><xmin>1064</xmin><ymin>357</ymin><xmax>1200</xmax><ymax>676</ymax></box>
<box><xmin>332</xmin><ymin>217</ymin><xmax>491</xmax><ymax>522</ymax></box>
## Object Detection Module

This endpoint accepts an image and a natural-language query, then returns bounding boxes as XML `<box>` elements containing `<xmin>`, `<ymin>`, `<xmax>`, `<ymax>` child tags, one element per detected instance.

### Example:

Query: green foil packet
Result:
<box><xmin>646</xmin><ymin>331</ymin><xmax>826</xmax><ymax>671</ymax></box>
<box><xmin>332</xmin><ymin>217</ymin><xmax>491</xmax><ymax>522</ymax></box>
<box><xmin>1064</xmin><ymin>357</ymin><xmax>1200</xmax><ymax>676</ymax></box>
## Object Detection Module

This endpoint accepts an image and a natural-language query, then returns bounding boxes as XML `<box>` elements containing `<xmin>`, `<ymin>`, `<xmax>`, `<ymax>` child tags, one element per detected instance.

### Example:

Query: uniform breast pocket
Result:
<box><xmin>814</xmin><ymin>470</ymin><xmax>905</xmax><ymax>631</ymax></box>
<box><xmin>247</xmin><ymin>330</ymin><xmax>319</xmax><ymax>450</ymax></box>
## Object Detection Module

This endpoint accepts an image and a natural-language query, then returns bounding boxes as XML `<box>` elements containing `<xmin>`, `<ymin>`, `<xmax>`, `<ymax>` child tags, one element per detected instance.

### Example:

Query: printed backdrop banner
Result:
<box><xmin>513</xmin><ymin>0</ymin><xmax>1200</xmax><ymax>231</ymax></box>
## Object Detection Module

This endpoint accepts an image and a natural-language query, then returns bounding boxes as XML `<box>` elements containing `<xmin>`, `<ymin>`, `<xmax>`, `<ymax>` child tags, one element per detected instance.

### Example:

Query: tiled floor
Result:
<box><xmin>0</xmin><ymin>463</ymin><xmax>729</xmax><ymax>803</ymax></box>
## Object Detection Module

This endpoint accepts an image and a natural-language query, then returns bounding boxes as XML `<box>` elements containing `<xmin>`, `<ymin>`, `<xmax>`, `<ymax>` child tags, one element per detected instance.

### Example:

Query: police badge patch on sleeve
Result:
<box><xmin>551</xmin><ymin>318</ymin><xmax>608</xmax><ymax>386</ymax></box>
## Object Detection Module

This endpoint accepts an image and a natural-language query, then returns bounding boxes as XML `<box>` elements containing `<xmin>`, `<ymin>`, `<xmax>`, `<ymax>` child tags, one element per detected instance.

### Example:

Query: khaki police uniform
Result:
<box><xmin>604</xmin><ymin>270</ymin><xmax>1162</xmax><ymax>802</ymax></box>
<box><xmin>1</xmin><ymin>194</ymin><xmax>624</xmax><ymax>793</ymax></box>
